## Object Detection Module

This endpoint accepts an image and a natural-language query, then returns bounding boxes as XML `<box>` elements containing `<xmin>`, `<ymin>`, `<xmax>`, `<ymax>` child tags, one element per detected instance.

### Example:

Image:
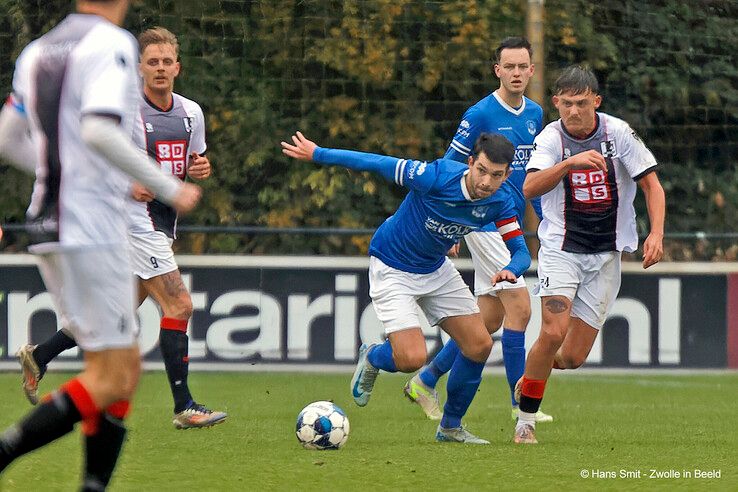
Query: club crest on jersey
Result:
<box><xmin>183</xmin><ymin>116</ymin><xmax>194</xmax><ymax>133</ymax></box>
<box><xmin>563</xmin><ymin>148</ymin><xmax>572</xmax><ymax>159</ymax></box>
<box><xmin>600</xmin><ymin>139</ymin><xmax>617</xmax><ymax>157</ymax></box>
<box><xmin>145</xmin><ymin>123</ymin><xmax>154</xmax><ymax>133</ymax></box>
<box><xmin>471</xmin><ymin>206</ymin><xmax>488</xmax><ymax>218</ymax></box>
<box><xmin>526</xmin><ymin>120</ymin><xmax>537</xmax><ymax>135</ymax></box>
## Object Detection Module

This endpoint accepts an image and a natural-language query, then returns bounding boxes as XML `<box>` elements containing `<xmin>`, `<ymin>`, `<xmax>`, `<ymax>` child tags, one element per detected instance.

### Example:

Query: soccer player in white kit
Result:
<box><xmin>18</xmin><ymin>27</ymin><xmax>227</xmax><ymax>430</ymax></box>
<box><xmin>514</xmin><ymin>66</ymin><xmax>665</xmax><ymax>444</ymax></box>
<box><xmin>0</xmin><ymin>1</ymin><xmax>201</xmax><ymax>489</ymax></box>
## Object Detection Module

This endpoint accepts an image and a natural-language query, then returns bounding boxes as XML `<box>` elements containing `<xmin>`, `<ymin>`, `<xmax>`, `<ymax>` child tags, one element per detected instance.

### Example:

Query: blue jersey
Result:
<box><xmin>312</xmin><ymin>147</ymin><xmax>530</xmax><ymax>275</ymax></box>
<box><xmin>445</xmin><ymin>91</ymin><xmax>544</xmax><ymax>228</ymax></box>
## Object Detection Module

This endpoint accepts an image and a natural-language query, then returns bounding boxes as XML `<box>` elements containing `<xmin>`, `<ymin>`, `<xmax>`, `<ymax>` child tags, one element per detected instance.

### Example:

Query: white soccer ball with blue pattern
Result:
<box><xmin>295</xmin><ymin>401</ymin><xmax>350</xmax><ymax>450</ymax></box>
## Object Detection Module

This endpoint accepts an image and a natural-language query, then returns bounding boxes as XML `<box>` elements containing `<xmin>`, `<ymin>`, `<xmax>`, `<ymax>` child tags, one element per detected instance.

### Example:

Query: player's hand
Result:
<box><xmin>187</xmin><ymin>152</ymin><xmax>211</xmax><ymax>180</ymax></box>
<box><xmin>492</xmin><ymin>269</ymin><xmax>517</xmax><ymax>286</ymax></box>
<box><xmin>447</xmin><ymin>242</ymin><xmax>461</xmax><ymax>257</ymax></box>
<box><xmin>642</xmin><ymin>231</ymin><xmax>663</xmax><ymax>269</ymax></box>
<box><xmin>171</xmin><ymin>182</ymin><xmax>202</xmax><ymax>214</ymax></box>
<box><xmin>566</xmin><ymin>149</ymin><xmax>607</xmax><ymax>172</ymax></box>
<box><xmin>281</xmin><ymin>131</ymin><xmax>317</xmax><ymax>161</ymax></box>
<box><xmin>131</xmin><ymin>182</ymin><xmax>155</xmax><ymax>202</ymax></box>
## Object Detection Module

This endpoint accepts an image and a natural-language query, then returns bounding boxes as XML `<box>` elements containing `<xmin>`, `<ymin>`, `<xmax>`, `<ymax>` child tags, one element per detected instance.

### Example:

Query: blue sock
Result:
<box><xmin>501</xmin><ymin>328</ymin><xmax>525</xmax><ymax>407</ymax></box>
<box><xmin>366</xmin><ymin>340</ymin><xmax>397</xmax><ymax>373</ymax></box>
<box><xmin>441</xmin><ymin>352</ymin><xmax>485</xmax><ymax>429</ymax></box>
<box><xmin>419</xmin><ymin>339</ymin><xmax>460</xmax><ymax>389</ymax></box>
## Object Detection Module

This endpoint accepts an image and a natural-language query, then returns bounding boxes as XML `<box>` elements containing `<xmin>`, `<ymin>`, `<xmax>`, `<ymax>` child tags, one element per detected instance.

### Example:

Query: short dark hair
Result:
<box><xmin>472</xmin><ymin>133</ymin><xmax>515</xmax><ymax>167</ymax></box>
<box><xmin>554</xmin><ymin>65</ymin><xmax>599</xmax><ymax>96</ymax></box>
<box><xmin>494</xmin><ymin>37</ymin><xmax>532</xmax><ymax>64</ymax></box>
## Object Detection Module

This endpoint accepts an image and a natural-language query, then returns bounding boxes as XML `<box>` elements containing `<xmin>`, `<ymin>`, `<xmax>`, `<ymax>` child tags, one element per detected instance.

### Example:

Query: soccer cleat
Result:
<box><xmin>512</xmin><ymin>407</ymin><xmax>554</xmax><ymax>423</ymax></box>
<box><xmin>435</xmin><ymin>424</ymin><xmax>490</xmax><ymax>445</ymax></box>
<box><xmin>350</xmin><ymin>343</ymin><xmax>379</xmax><ymax>407</ymax></box>
<box><xmin>17</xmin><ymin>344</ymin><xmax>44</xmax><ymax>405</ymax></box>
<box><xmin>172</xmin><ymin>403</ymin><xmax>228</xmax><ymax>429</ymax></box>
<box><xmin>513</xmin><ymin>423</ymin><xmax>538</xmax><ymax>444</ymax></box>
<box><xmin>403</xmin><ymin>375</ymin><xmax>443</xmax><ymax>420</ymax></box>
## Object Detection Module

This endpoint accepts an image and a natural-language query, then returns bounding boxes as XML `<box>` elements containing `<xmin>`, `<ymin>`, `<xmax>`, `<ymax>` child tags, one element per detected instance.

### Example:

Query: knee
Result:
<box><xmin>106</xmin><ymin>357</ymin><xmax>141</xmax><ymax>401</ymax></box>
<box><xmin>483</xmin><ymin>312</ymin><xmax>504</xmax><ymax>335</ymax></box>
<box><xmin>461</xmin><ymin>336</ymin><xmax>492</xmax><ymax>363</ymax></box>
<box><xmin>539</xmin><ymin>326</ymin><xmax>567</xmax><ymax>350</ymax></box>
<box><xmin>168</xmin><ymin>293</ymin><xmax>193</xmax><ymax>320</ymax></box>
<box><xmin>558</xmin><ymin>352</ymin><xmax>586</xmax><ymax>369</ymax></box>
<box><xmin>392</xmin><ymin>345</ymin><xmax>427</xmax><ymax>372</ymax></box>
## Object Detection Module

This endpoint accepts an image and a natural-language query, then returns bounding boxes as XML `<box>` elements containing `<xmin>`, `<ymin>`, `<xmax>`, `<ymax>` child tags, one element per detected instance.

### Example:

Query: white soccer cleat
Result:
<box><xmin>403</xmin><ymin>374</ymin><xmax>443</xmax><ymax>420</ymax></box>
<box><xmin>513</xmin><ymin>423</ymin><xmax>538</xmax><ymax>444</ymax></box>
<box><xmin>435</xmin><ymin>424</ymin><xmax>490</xmax><ymax>445</ymax></box>
<box><xmin>350</xmin><ymin>343</ymin><xmax>379</xmax><ymax>407</ymax></box>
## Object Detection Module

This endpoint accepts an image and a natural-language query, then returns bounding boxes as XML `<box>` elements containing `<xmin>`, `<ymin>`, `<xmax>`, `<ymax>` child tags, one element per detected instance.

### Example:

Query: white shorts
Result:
<box><xmin>465</xmin><ymin>231</ymin><xmax>526</xmax><ymax>296</ymax></box>
<box><xmin>128</xmin><ymin>230</ymin><xmax>178</xmax><ymax>280</ymax></box>
<box><xmin>32</xmin><ymin>244</ymin><xmax>139</xmax><ymax>351</ymax></box>
<box><xmin>369</xmin><ymin>256</ymin><xmax>479</xmax><ymax>335</ymax></box>
<box><xmin>533</xmin><ymin>245</ymin><xmax>621</xmax><ymax>330</ymax></box>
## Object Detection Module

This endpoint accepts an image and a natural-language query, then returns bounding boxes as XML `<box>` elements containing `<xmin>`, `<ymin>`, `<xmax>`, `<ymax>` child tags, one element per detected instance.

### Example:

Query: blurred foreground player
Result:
<box><xmin>0</xmin><ymin>1</ymin><xmax>201</xmax><ymax>489</ymax></box>
<box><xmin>515</xmin><ymin>66</ymin><xmax>664</xmax><ymax>444</ymax></box>
<box><xmin>282</xmin><ymin>131</ymin><xmax>530</xmax><ymax>444</ymax></box>
<box><xmin>19</xmin><ymin>26</ymin><xmax>227</xmax><ymax>430</ymax></box>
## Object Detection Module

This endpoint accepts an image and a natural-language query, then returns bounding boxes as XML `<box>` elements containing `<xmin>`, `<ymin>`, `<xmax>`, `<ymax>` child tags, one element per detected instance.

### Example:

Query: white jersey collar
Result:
<box><xmin>493</xmin><ymin>90</ymin><xmax>526</xmax><ymax>116</ymax></box>
<box><xmin>460</xmin><ymin>170</ymin><xmax>480</xmax><ymax>201</ymax></box>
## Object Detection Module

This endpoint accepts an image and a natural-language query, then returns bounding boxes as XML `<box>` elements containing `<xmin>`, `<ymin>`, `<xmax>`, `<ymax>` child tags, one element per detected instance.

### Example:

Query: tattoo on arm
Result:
<box><xmin>544</xmin><ymin>298</ymin><xmax>568</xmax><ymax>314</ymax></box>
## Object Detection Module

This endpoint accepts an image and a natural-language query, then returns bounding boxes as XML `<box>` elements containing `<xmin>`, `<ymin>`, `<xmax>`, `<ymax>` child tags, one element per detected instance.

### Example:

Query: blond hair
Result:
<box><xmin>138</xmin><ymin>27</ymin><xmax>179</xmax><ymax>56</ymax></box>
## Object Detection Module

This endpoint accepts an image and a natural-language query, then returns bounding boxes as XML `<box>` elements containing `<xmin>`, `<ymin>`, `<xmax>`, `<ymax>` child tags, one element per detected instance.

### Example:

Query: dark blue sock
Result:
<box><xmin>366</xmin><ymin>340</ymin><xmax>397</xmax><ymax>373</ymax></box>
<box><xmin>419</xmin><ymin>339</ymin><xmax>460</xmax><ymax>389</ymax></box>
<box><xmin>441</xmin><ymin>352</ymin><xmax>485</xmax><ymax>429</ymax></box>
<box><xmin>501</xmin><ymin>328</ymin><xmax>526</xmax><ymax>407</ymax></box>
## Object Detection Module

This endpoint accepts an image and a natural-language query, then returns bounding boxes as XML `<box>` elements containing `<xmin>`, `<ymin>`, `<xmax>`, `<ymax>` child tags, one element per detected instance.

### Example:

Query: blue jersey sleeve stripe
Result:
<box><xmin>451</xmin><ymin>139</ymin><xmax>471</xmax><ymax>153</ymax></box>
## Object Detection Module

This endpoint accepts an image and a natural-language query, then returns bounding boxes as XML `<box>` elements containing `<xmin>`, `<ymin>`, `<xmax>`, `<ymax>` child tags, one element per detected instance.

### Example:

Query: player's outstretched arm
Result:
<box><xmin>638</xmin><ymin>172</ymin><xmax>665</xmax><ymax>269</ymax></box>
<box><xmin>281</xmin><ymin>131</ymin><xmax>414</xmax><ymax>184</ymax></box>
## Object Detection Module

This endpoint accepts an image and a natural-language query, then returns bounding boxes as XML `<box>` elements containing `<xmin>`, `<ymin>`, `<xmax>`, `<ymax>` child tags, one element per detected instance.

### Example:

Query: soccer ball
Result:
<box><xmin>295</xmin><ymin>401</ymin><xmax>350</xmax><ymax>450</ymax></box>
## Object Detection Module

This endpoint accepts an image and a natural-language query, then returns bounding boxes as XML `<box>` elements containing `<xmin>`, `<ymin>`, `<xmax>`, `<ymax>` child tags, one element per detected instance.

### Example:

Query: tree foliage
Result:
<box><xmin>1</xmin><ymin>0</ymin><xmax>736</xmax><ymax>258</ymax></box>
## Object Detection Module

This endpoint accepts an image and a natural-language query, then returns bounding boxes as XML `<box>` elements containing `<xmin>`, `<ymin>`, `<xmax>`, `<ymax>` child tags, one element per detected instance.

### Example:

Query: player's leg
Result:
<box><xmin>407</xmin><ymin>233</ymin><xmax>505</xmax><ymax>417</ymax></box>
<box><xmin>435</xmin><ymin>313</ymin><xmax>492</xmax><ymax>444</ymax></box>
<box><xmin>17</xmin><ymin>256</ymin><xmax>79</xmax><ymax>404</ymax></box>
<box><xmin>421</xmin><ymin>259</ymin><xmax>491</xmax><ymax>443</ymax></box>
<box><xmin>514</xmin><ymin>245</ymin><xmax>581</xmax><ymax>443</ymax></box>
<box><xmin>553</xmin><ymin>251</ymin><xmax>621</xmax><ymax>370</ymax></box>
<box><xmin>2</xmin><ymin>247</ymin><xmax>141</xmax><ymax>489</ymax></box>
<box><xmin>131</xmin><ymin>230</ymin><xmax>226</xmax><ymax>428</ymax></box>
<box><xmin>553</xmin><ymin>318</ymin><xmax>599</xmax><ymax>369</ymax></box>
<box><xmin>18</xmin><ymin>251</ymin><xmax>149</xmax><ymax>404</ymax></box>
<box><xmin>515</xmin><ymin>295</ymin><xmax>571</xmax><ymax>443</ymax></box>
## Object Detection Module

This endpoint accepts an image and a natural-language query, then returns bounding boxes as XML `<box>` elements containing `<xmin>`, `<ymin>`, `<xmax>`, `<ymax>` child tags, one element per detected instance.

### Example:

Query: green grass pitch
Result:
<box><xmin>0</xmin><ymin>371</ymin><xmax>735</xmax><ymax>491</ymax></box>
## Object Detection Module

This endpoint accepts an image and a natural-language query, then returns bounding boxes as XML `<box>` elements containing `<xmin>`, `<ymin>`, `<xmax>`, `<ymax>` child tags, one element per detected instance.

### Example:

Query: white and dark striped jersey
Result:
<box><xmin>11</xmin><ymin>13</ymin><xmax>140</xmax><ymax>248</ymax></box>
<box><xmin>526</xmin><ymin>112</ymin><xmax>658</xmax><ymax>254</ymax></box>
<box><xmin>127</xmin><ymin>93</ymin><xmax>206</xmax><ymax>238</ymax></box>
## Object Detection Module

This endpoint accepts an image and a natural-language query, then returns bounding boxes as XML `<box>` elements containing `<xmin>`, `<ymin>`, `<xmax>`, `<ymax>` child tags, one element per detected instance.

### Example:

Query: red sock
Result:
<box><xmin>62</xmin><ymin>378</ymin><xmax>100</xmax><ymax>435</ymax></box>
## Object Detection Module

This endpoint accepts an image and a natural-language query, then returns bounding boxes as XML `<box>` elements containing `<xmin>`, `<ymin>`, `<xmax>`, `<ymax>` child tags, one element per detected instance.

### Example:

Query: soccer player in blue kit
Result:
<box><xmin>281</xmin><ymin>130</ymin><xmax>530</xmax><ymax>444</ymax></box>
<box><xmin>404</xmin><ymin>37</ymin><xmax>553</xmax><ymax>423</ymax></box>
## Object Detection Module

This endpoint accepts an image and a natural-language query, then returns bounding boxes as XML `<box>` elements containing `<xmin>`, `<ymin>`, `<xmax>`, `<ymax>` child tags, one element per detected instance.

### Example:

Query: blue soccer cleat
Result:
<box><xmin>350</xmin><ymin>343</ymin><xmax>379</xmax><ymax>407</ymax></box>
